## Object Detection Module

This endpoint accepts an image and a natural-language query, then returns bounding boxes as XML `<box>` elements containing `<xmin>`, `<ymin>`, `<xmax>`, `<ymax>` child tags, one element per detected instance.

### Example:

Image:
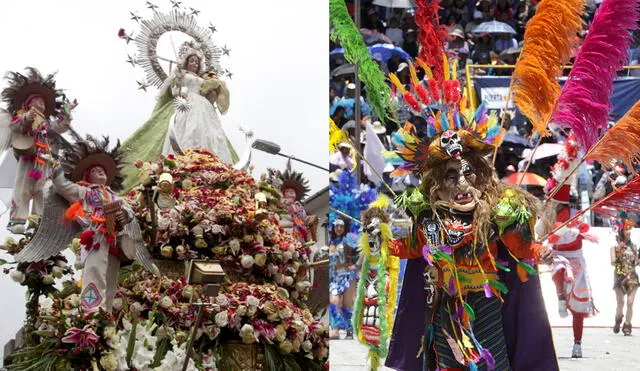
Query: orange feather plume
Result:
<box><xmin>587</xmin><ymin>100</ymin><xmax>640</xmax><ymax>168</ymax></box>
<box><xmin>511</xmin><ymin>0</ymin><xmax>585</xmax><ymax>136</ymax></box>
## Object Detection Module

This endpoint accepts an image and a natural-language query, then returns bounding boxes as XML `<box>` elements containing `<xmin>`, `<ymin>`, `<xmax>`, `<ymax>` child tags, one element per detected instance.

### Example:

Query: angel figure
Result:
<box><xmin>280</xmin><ymin>169</ymin><xmax>319</xmax><ymax>243</ymax></box>
<box><xmin>0</xmin><ymin>67</ymin><xmax>77</xmax><ymax>234</ymax></box>
<box><xmin>15</xmin><ymin>134</ymin><xmax>158</xmax><ymax>313</ymax></box>
<box><xmin>122</xmin><ymin>41</ymin><xmax>237</xmax><ymax>190</ymax></box>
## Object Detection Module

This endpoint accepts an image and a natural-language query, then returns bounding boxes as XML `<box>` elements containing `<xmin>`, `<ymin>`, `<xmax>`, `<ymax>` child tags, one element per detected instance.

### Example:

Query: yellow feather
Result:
<box><xmin>416</xmin><ymin>57</ymin><xmax>433</xmax><ymax>79</ymax></box>
<box><xmin>388</xmin><ymin>73</ymin><xmax>406</xmax><ymax>94</ymax></box>
<box><xmin>443</xmin><ymin>54</ymin><xmax>450</xmax><ymax>81</ymax></box>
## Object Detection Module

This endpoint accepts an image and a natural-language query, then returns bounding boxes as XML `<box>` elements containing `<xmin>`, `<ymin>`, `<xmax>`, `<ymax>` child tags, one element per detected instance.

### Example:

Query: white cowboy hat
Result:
<box><xmin>371</xmin><ymin>121</ymin><xmax>386</xmax><ymax>134</ymax></box>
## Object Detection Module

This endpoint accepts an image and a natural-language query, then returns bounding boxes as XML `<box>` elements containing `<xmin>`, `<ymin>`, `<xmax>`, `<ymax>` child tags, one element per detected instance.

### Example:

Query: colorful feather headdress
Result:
<box><xmin>385</xmin><ymin>100</ymin><xmax>503</xmax><ymax>177</ymax></box>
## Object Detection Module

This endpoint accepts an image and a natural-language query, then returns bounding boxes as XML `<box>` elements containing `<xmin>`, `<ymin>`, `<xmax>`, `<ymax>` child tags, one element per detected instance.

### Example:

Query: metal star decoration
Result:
<box><xmin>226</xmin><ymin>72</ymin><xmax>233</xmax><ymax>79</ymax></box>
<box><xmin>126</xmin><ymin>55</ymin><xmax>137</xmax><ymax>67</ymax></box>
<box><xmin>146</xmin><ymin>1</ymin><xmax>158</xmax><ymax>10</ymax></box>
<box><xmin>130</xmin><ymin>11</ymin><xmax>142</xmax><ymax>22</ymax></box>
<box><xmin>189</xmin><ymin>7</ymin><xmax>200</xmax><ymax>16</ymax></box>
<box><xmin>125</xmin><ymin>33</ymin><xmax>135</xmax><ymax>44</ymax></box>
<box><xmin>170</xmin><ymin>0</ymin><xmax>182</xmax><ymax>9</ymax></box>
<box><xmin>222</xmin><ymin>45</ymin><xmax>231</xmax><ymax>56</ymax></box>
<box><xmin>137</xmin><ymin>80</ymin><xmax>149</xmax><ymax>91</ymax></box>
<box><xmin>208</xmin><ymin>23</ymin><xmax>217</xmax><ymax>34</ymax></box>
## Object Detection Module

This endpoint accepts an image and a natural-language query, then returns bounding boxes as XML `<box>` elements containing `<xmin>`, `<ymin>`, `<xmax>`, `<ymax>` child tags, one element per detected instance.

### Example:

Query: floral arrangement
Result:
<box><xmin>3</xmin><ymin>149</ymin><xmax>327</xmax><ymax>370</ymax></box>
<box><xmin>6</xmin><ymin>268</ymin><xmax>328</xmax><ymax>370</ymax></box>
<box><xmin>127</xmin><ymin>149</ymin><xmax>313</xmax><ymax>301</ymax></box>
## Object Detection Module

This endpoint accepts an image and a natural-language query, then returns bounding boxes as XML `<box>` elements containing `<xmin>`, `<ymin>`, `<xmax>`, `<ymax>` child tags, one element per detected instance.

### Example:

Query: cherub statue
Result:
<box><xmin>280</xmin><ymin>168</ymin><xmax>318</xmax><ymax>243</ymax></box>
<box><xmin>0</xmin><ymin>67</ymin><xmax>77</xmax><ymax>234</ymax></box>
<box><xmin>15</xmin><ymin>134</ymin><xmax>158</xmax><ymax>312</ymax></box>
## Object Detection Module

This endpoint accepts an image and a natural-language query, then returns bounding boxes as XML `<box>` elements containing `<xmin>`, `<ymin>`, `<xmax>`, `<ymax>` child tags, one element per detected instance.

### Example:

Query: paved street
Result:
<box><xmin>330</xmin><ymin>327</ymin><xmax>640</xmax><ymax>370</ymax></box>
<box><xmin>330</xmin><ymin>228</ymin><xmax>640</xmax><ymax>370</ymax></box>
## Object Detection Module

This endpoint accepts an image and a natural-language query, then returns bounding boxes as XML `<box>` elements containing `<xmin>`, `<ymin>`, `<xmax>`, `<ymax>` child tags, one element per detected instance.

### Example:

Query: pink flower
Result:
<box><xmin>61</xmin><ymin>326</ymin><xmax>100</xmax><ymax>352</ymax></box>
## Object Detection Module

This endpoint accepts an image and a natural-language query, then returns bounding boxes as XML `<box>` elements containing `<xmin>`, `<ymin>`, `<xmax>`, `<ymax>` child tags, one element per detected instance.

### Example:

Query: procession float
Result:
<box><xmin>1</xmin><ymin>2</ymin><xmax>328</xmax><ymax>370</ymax></box>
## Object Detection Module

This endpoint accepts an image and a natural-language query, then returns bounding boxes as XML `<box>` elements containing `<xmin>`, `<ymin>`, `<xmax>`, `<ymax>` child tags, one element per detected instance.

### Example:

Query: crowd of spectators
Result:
<box><xmin>329</xmin><ymin>0</ymin><xmax>640</xmax><ymax>221</ymax></box>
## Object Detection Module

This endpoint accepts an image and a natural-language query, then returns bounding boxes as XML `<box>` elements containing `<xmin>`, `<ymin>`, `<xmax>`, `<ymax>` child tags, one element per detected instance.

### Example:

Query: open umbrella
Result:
<box><xmin>522</xmin><ymin>143</ymin><xmax>563</xmax><ymax>162</ymax></box>
<box><xmin>331</xmin><ymin>64</ymin><xmax>356</xmax><ymax>77</ymax></box>
<box><xmin>360</xmin><ymin>28</ymin><xmax>393</xmax><ymax>45</ymax></box>
<box><xmin>372</xmin><ymin>0</ymin><xmax>413</xmax><ymax>8</ymax></box>
<box><xmin>330</xmin><ymin>43</ymin><xmax>411</xmax><ymax>62</ymax></box>
<box><xmin>502</xmin><ymin>172</ymin><xmax>547</xmax><ymax>187</ymax></box>
<box><xmin>472</xmin><ymin>21</ymin><xmax>516</xmax><ymax>35</ymax></box>
<box><xmin>502</xmin><ymin>132</ymin><xmax>532</xmax><ymax>148</ymax></box>
<box><xmin>500</xmin><ymin>46</ymin><xmax>522</xmax><ymax>57</ymax></box>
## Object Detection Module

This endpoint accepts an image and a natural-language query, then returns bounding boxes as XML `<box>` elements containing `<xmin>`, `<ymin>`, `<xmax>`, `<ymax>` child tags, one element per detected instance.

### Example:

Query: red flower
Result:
<box><xmin>118</xmin><ymin>28</ymin><xmax>126</xmax><ymax>38</ymax></box>
<box><xmin>61</xmin><ymin>326</ymin><xmax>99</xmax><ymax>353</ymax></box>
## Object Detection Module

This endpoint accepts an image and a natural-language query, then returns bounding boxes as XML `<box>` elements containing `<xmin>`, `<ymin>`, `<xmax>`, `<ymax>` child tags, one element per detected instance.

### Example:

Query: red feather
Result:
<box><xmin>403</xmin><ymin>91</ymin><xmax>422</xmax><ymax>114</ymax></box>
<box><xmin>414</xmin><ymin>83</ymin><xmax>431</xmax><ymax>105</ymax></box>
<box><xmin>428</xmin><ymin>79</ymin><xmax>441</xmax><ymax>102</ymax></box>
<box><xmin>443</xmin><ymin>80</ymin><xmax>461</xmax><ymax>105</ymax></box>
<box><xmin>415</xmin><ymin>0</ymin><xmax>449</xmax><ymax>83</ymax></box>
<box><xmin>593</xmin><ymin>176</ymin><xmax>640</xmax><ymax>216</ymax></box>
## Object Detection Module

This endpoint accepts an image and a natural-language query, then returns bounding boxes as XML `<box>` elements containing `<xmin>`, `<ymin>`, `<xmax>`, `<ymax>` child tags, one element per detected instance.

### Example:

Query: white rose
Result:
<box><xmin>159</xmin><ymin>296</ymin><xmax>173</xmax><ymax>309</ymax></box>
<box><xmin>176</xmin><ymin>245</ymin><xmax>186</xmax><ymax>255</ymax></box>
<box><xmin>240</xmin><ymin>324</ymin><xmax>256</xmax><ymax>344</ymax></box>
<box><xmin>280</xmin><ymin>307</ymin><xmax>293</xmax><ymax>319</ymax></box>
<box><xmin>254</xmin><ymin>253</ymin><xmax>267</xmax><ymax>267</ymax></box>
<box><xmin>279</xmin><ymin>340</ymin><xmax>294</xmax><ymax>354</ymax></box>
<box><xmin>267</xmin><ymin>264</ymin><xmax>278</xmax><ymax>276</ymax></box>
<box><xmin>292</xmin><ymin>261</ymin><xmax>301</xmax><ymax>272</ymax></box>
<box><xmin>246</xmin><ymin>295</ymin><xmax>259</xmax><ymax>307</ymax></box>
<box><xmin>247</xmin><ymin>306</ymin><xmax>257</xmax><ymax>317</ymax></box>
<box><xmin>157</xmin><ymin>216</ymin><xmax>170</xmax><ymax>230</ymax></box>
<box><xmin>182</xmin><ymin>286</ymin><xmax>194</xmax><ymax>300</ymax></box>
<box><xmin>275</xmin><ymin>325</ymin><xmax>287</xmax><ymax>342</ymax></box>
<box><xmin>229</xmin><ymin>239</ymin><xmax>241</xmax><ymax>253</ymax></box>
<box><xmin>130</xmin><ymin>302</ymin><xmax>143</xmax><ymax>316</ymax></box>
<box><xmin>274</xmin><ymin>273</ymin><xmax>284</xmax><ymax>285</ymax></box>
<box><xmin>67</xmin><ymin>294</ymin><xmax>81</xmax><ymax>307</ymax></box>
<box><xmin>216</xmin><ymin>294</ymin><xmax>229</xmax><ymax>307</ymax></box>
<box><xmin>283</xmin><ymin>251</ymin><xmax>293</xmax><ymax>262</ymax></box>
<box><xmin>240</xmin><ymin>255</ymin><xmax>254</xmax><ymax>269</ymax></box>
<box><xmin>237</xmin><ymin>305</ymin><xmax>247</xmax><ymax>316</ymax></box>
<box><xmin>215</xmin><ymin>311</ymin><xmax>229</xmax><ymax>327</ymax></box>
<box><xmin>160</xmin><ymin>245</ymin><xmax>174</xmax><ymax>258</ymax></box>
<box><xmin>10</xmin><ymin>270</ymin><xmax>25</xmax><ymax>283</ymax></box>
<box><xmin>302</xmin><ymin>340</ymin><xmax>313</xmax><ymax>352</ymax></box>
<box><xmin>99</xmin><ymin>352</ymin><xmax>118</xmax><ymax>371</ymax></box>
<box><xmin>284</xmin><ymin>276</ymin><xmax>294</xmax><ymax>286</ymax></box>
<box><xmin>38</xmin><ymin>295</ymin><xmax>54</xmax><ymax>311</ymax></box>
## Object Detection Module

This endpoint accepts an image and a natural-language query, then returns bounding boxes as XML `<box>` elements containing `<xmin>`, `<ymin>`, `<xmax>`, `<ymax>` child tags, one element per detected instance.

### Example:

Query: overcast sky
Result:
<box><xmin>0</xmin><ymin>0</ymin><xmax>327</xmax><ymax>356</ymax></box>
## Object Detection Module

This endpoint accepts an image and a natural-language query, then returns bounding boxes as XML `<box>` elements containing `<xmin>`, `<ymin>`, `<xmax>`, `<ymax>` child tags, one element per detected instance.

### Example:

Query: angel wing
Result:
<box><xmin>0</xmin><ymin>108</ymin><xmax>12</xmax><ymax>155</ymax></box>
<box><xmin>14</xmin><ymin>184</ymin><xmax>81</xmax><ymax>262</ymax></box>
<box><xmin>121</xmin><ymin>219</ymin><xmax>160</xmax><ymax>276</ymax></box>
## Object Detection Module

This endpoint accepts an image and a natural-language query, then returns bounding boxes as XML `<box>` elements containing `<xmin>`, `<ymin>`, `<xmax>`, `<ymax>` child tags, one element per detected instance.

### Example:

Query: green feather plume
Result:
<box><xmin>518</xmin><ymin>261</ymin><xmax>538</xmax><ymax>275</ymax></box>
<box><xmin>330</xmin><ymin>0</ymin><xmax>393</xmax><ymax>123</ymax></box>
<box><xmin>489</xmin><ymin>279</ymin><xmax>509</xmax><ymax>294</ymax></box>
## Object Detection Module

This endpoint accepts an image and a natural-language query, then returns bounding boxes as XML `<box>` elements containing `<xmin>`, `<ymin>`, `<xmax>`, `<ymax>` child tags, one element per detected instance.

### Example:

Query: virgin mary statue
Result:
<box><xmin>121</xmin><ymin>41</ymin><xmax>238</xmax><ymax>190</ymax></box>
